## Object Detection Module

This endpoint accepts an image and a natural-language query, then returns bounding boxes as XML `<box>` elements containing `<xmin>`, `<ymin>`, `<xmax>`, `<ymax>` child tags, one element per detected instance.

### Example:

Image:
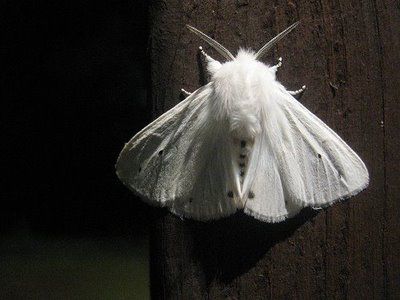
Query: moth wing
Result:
<box><xmin>116</xmin><ymin>84</ymin><xmax>239</xmax><ymax>221</ymax></box>
<box><xmin>243</xmin><ymin>87</ymin><xmax>368</xmax><ymax>222</ymax></box>
<box><xmin>272</xmin><ymin>87</ymin><xmax>369</xmax><ymax>208</ymax></box>
<box><xmin>241</xmin><ymin>133</ymin><xmax>303</xmax><ymax>222</ymax></box>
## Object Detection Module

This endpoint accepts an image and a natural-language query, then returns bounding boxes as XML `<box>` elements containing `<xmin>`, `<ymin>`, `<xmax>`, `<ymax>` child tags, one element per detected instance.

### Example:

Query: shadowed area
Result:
<box><xmin>188</xmin><ymin>208</ymin><xmax>319</xmax><ymax>284</ymax></box>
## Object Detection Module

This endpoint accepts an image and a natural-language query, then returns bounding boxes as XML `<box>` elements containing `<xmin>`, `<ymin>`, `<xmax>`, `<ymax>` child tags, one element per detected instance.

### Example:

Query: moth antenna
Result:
<box><xmin>186</xmin><ymin>25</ymin><xmax>235</xmax><ymax>61</ymax></box>
<box><xmin>255</xmin><ymin>21</ymin><xmax>300</xmax><ymax>60</ymax></box>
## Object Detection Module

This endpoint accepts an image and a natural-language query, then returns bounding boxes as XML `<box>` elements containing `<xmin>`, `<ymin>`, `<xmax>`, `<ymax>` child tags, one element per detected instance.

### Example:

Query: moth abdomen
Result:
<box><xmin>232</xmin><ymin>136</ymin><xmax>254</xmax><ymax>194</ymax></box>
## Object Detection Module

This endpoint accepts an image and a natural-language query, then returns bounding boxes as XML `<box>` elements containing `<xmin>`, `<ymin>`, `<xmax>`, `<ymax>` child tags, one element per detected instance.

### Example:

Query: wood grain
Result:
<box><xmin>148</xmin><ymin>0</ymin><xmax>400</xmax><ymax>298</ymax></box>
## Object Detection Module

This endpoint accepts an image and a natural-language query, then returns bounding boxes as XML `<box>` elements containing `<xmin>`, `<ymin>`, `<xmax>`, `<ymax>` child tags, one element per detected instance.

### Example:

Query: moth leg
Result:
<box><xmin>288</xmin><ymin>85</ymin><xmax>307</xmax><ymax>99</ymax></box>
<box><xmin>199</xmin><ymin>46</ymin><xmax>222</xmax><ymax>75</ymax></box>
<box><xmin>271</xmin><ymin>57</ymin><xmax>283</xmax><ymax>73</ymax></box>
<box><xmin>199</xmin><ymin>46</ymin><xmax>215</xmax><ymax>62</ymax></box>
<box><xmin>180</xmin><ymin>88</ymin><xmax>192</xmax><ymax>96</ymax></box>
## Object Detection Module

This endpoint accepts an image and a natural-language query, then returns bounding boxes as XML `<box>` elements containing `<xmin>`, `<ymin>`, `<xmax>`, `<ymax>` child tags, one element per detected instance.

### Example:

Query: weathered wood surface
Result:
<box><xmin>148</xmin><ymin>1</ymin><xmax>400</xmax><ymax>299</ymax></box>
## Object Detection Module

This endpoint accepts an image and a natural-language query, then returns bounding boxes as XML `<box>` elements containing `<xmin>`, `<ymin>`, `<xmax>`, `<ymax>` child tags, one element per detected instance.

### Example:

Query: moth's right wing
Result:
<box><xmin>241</xmin><ymin>129</ymin><xmax>302</xmax><ymax>223</ymax></box>
<box><xmin>243</xmin><ymin>85</ymin><xmax>369</xmax><ymax>222</ymax></box>
<box><xmin>116</xmin><ymin>84</ymin><xmax>239</xmax><ymax>221</ymax></box>
<box><xmin>278</xmin><ymin>91</ymin><xmax>369</xmax><ymax>205</ymax></box>
<box><xmin>272</xmin><ymin>89</ymin><xmax>369</xmax><ymax>206</ymax></box>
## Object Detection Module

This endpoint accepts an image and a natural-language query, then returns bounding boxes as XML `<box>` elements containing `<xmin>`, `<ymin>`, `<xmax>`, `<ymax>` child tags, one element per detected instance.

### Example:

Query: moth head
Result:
<box><xmin>186</xmin><ymin>21</ymin><xmax>300</xmax><ymax>63</ymax></box>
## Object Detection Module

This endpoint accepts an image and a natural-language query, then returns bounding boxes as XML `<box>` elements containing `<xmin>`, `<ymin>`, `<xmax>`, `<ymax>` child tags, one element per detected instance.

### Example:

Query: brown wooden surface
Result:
<box><xmin>148</xmin><ymin>1</ymin><xmax>400</xmax><ymax>299</ymax></box>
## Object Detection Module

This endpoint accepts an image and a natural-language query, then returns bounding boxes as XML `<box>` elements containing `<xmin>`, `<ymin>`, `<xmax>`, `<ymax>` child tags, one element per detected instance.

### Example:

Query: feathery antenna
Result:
<box><xmin>255</xmin><ymin>21</ymin><xmax>300</xmax><ymax>59</ymax></box>
<box><xmin>186</xmin><ymin>25</ymin><xmax>235</xmax><ymax>61</ymax></box>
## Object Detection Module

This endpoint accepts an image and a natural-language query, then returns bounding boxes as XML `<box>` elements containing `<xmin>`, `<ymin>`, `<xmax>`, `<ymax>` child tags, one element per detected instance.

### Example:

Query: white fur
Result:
<box><xmin>116</xmin><ymin>46</ymin><xmax>369</xmax><ymax>223</ymax></box>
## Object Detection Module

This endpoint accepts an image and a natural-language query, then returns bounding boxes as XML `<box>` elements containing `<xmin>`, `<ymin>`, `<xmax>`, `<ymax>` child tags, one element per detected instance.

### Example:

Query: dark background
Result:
<box><xmin>3</xmin><ymin>0</ymin><xmax>150</xmax><ymax>238</ymax></box>
<box><xmin>2</xmin><ymin>1</ymin><xmax>151</xmax><ymax>298</ymax></box>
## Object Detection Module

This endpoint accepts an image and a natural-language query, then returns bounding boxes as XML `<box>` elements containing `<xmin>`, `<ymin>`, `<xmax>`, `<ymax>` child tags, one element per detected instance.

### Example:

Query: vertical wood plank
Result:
<box><xmin>375</xmin><ymin>0</ymin><xmax>400</xmax><ymax>298</ymax></box>
<box><xmin>148</xmin><ymin>0</ymin><xmax>398</xmax><ymax>298</ymax></box>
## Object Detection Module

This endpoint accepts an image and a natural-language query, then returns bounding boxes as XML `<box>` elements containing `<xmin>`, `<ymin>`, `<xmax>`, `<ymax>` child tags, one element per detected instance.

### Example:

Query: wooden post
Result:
<box><xmin>148</xmin><ymin>1</ymin><xmax>400</xmax><ymax>298</ymax></box>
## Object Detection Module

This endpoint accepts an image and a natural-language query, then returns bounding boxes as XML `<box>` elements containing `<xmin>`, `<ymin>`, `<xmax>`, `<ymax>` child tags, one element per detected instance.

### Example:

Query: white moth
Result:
<box><xmin>116</xmin><ymin>22</ymin><xmax>369</xmax><ymax>222</ymax></box>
